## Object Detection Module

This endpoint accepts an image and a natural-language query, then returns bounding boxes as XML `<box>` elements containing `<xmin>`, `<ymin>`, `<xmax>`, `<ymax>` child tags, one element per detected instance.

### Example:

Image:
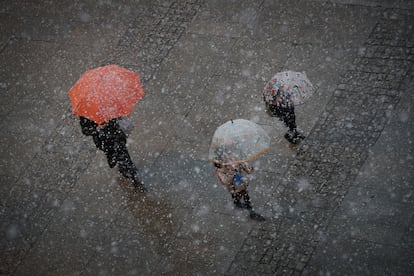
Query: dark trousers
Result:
<box><xmin>268</xmin><ymin>104</ymin><xmax>297</xmax><ymax>131</ymax></box>
<box><xmin>232</xmin><ymin>189</ymin><xmax>252</xmax><ymax>209</ymax></box>
<box><xmin>80</xmin><ymin>116</ymin><xmax>139</xmax><ymax>181</ymax></box>
<box><xmin>93</xmin><ymin>135</ymin><xmax>138</xmax><ymax>180</ymax></box>
<box><xmin>115</xmin><ymin>146</ymin><xmax>138</xmax><ymax>179</ymax></box>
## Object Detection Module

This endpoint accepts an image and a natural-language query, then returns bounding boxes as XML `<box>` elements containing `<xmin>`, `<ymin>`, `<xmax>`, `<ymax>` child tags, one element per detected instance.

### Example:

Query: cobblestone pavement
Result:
<box><xmin>228</xmin><ymin>7</ymin><xmax>414</xmax><ymax>276</ymax></box>
<box><xmin>111</xmin><ymin>0</ymin><xmax>203</xmax><ymax>82</ymax></box>
<box><xmin>1</xmin><ymin>0</ymin><xmax>413</xmax><ymax>275</ymax></box>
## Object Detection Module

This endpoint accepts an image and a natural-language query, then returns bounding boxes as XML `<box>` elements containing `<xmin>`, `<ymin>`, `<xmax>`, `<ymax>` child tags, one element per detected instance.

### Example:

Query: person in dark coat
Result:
<box><xmin>265</xmin><ymin>91</ymin><xmax>305</xmax><ymax>144</ymax></box>
<box><xmin>79</xmin><ymin>116</ymin><xmax>146</xmax><ymax>191</ymax></box>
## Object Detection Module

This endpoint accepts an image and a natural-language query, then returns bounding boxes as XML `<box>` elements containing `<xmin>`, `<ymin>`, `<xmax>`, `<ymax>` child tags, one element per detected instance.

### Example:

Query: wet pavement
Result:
<box><xmin>1</xmin><ymin>0</ymin><xmax>413</xmax><ymax>275</ymax></box>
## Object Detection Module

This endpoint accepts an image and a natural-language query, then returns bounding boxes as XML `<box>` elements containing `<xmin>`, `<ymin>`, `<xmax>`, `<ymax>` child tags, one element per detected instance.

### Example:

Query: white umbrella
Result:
<box><xmin>208</xmin><ymin>119</ymin><xmax>270</xmax><ymax>165</ymax></box>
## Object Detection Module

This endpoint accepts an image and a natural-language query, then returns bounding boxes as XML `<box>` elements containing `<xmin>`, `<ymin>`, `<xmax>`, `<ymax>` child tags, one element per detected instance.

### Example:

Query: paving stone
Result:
<box><xmin>1</xmin><ymin>1</ymin><xmax>413</xmax><ymax>275</ymax></box>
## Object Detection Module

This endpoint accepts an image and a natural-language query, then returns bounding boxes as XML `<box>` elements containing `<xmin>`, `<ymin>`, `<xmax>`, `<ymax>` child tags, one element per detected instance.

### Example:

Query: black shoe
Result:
<box><xmin>132</xmin><ymin>176</ymin><xmax>147</xmax><ymax>192</ymax></box>
<box><xmin>296</xmin><ymin>131</ymin><xmax>305</xmax><ymax>139</ymax></box>
<box><xmin>284</xmin><ymin>132</ymin><xmax>297</xmax><ymax>144</ymax></box>
<box><xmin>249</xmin><ymin>210</ymin><xmax>265</xmax><ymax>221</ymax></box>
<box><xmin>234</xmin><ymin>201</ymin><xmax>251</xmax><ymax>209</ymax></box>
<box><xmin>134</xmin><ymin>181</ymin><xmax>147</xmax><ymax>192</ymax></box>
<box><xmin>284</xmin><ymin>130</ymin><xmax>304</xmax><ymax>144</ymax></box>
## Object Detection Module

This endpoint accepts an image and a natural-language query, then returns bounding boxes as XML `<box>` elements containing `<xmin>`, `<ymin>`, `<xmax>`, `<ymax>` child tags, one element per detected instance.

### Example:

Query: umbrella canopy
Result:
<box><xmin>208</xmin><ymin>119</ymin><xmax>270</xmax><ymax>165</ymax></box>
<box><xmin>68</xmin><ymin>64</ymin><xmax>145</xmax><ymax>125</ymax></box>
<box><xmin>263</xmin><ymin>70</ymin><xmax>314</xmax><ymax>106</ymax></box>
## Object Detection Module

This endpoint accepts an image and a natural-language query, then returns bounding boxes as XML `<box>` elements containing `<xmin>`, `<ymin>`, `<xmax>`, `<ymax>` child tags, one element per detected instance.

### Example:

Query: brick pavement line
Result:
<box><xmin>111</xmin><ymin>0</ymin><xmax>204</xmax><ymax>83</ymax></box>
<box><xmin>0</xmin><ymin>35</ymin><xmax>12</xmax><ymax>54</ymax></box>
<box><xmin>227</xmin><ymin>9</ymin><xmax>413</xmax><ymax>275</ymax></box>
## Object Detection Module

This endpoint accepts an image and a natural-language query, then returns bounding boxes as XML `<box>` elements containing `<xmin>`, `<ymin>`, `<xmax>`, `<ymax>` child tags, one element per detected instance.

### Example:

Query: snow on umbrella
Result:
<box><xmin>68</xmin><ymin>64</ymin><xmax>145</xmax><ymax>125</ymax></box>
<box><xmin>208</xmin><ymin>119</ymin><xmax>270</xmax><ymax>165</ymax></box>
<box><xmin>263</xmin><ymin>70</ymin><xmax>314</xmax><ymax>107</ymax></box>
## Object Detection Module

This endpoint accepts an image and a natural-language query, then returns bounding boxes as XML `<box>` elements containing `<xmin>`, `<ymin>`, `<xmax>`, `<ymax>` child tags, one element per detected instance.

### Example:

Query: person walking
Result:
<box><xmin>265</xmin><ymin>92</ymin><xmax>305</xmax><ymax>144</ymax></box>
<box><xmin>263</xmin><ymin>71</ymin><xmax>314</xmax><ymax>144</ymax></box>
<box><xmin>68</xmin><ymin>65</ymin><xmax>146</xmax><ymax>190</ymax></box>
<box><xmin>214</xmin><ymin>159</ymin><xmax>265</xmax><ymax>221</ymax></box>
<box><xmin>79</xmin><ymin>116</ymin><xmax>146</xmax><ymax>191</ymax></box>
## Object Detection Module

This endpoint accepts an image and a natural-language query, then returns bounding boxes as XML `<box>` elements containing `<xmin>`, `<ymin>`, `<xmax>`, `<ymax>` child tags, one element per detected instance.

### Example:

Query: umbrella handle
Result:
<box><xmin>209</xmin><ymin>159</ymin><xmax>246</xmax><ymax>166</ymax></box>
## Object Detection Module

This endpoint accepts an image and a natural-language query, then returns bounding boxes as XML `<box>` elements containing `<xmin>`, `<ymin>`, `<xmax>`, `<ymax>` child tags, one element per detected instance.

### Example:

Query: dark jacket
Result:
<box><xmin>80</xmin><ymin>116</ymin><xmax>98</xmax><ymax>136</ymax></box>
<box><xmin>266</xmin><ymin>103</ymin><xmax>296</xmax><ymax>130</ymax></box>
<box><xmin>79</xmin><ymin>116</ymin><xmax>128</xmax><ymax>167</ymax></box>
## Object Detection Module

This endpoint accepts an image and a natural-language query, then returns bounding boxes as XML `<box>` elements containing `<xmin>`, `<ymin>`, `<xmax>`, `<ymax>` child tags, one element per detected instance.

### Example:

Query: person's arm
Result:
<box><xmin>242</xmin><ymin>163</ymin><xmax>254</xmax><ymax>174</ymax></box>
<box><xmin>112</xmin><ymin>119</ymin><xmax>128</xmax><ymax>143</ymax></box>
<box><xmin>79</xmin><ymin>116</ymin><xmax>97</xmax><ymax>136</ymax></box>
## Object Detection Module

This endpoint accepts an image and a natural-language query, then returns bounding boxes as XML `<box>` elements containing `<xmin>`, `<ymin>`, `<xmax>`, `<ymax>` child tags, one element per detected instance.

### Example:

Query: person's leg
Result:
<box><xmin>92</xmin><ymin>130</ymin><xmax>118</xmax><ymax>167</ymax></box>
<box><xmin>273</xmin><ymin>105</ymin><xmax>286</xmax><ymax>122</ymax></box>
<box><xmin>232</xmin><ymin>191</ymin><xmax>243</xmax><ymax>207</ymax></box>
<box><xmin>283</xmin><ymin>107</ymin><xmax>305</xmax><ymax>144</ymax></box>
<box><xmin>105</xmin><ymin>146</ymin><xmax>118</xmax><ymax>168</ymax></box>
<box><xmin>238</xmin><ymin>189</ymin><xmax>265</xmax><ymax>221</ymax></box>
<box><xmin>232</xmin><ymin>189</ymin><xmax>251</xmax><ymax>209</ymax></box>
<box><xmin>96</xmin><ymin>136</ymin><xmax>117</xmax><ymax>168</ymax></box>
<box><xmin>92</xmin><ymin>135</ymin><xmax>103</xmax><ymax>150</ymax></box>
<box><xmin>239</xmin><ymin>190</ymin><xmax>252</xmax><ymax>209</ymax></box>
<box><xmin>284</xmin><ymin>106</ymin><xmax>297</xmax><ymax>130</ymax></box>
<box><xmin>116</xmin><ymin>145</ymin><xmax>146</xmax><ymax>190</ymax></box>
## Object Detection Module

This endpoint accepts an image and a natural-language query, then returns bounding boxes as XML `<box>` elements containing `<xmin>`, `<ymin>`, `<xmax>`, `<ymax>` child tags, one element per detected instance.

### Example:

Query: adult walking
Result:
<box><xmin>69</xmin><ymin>64</ymin><xmax>146</xmax><ymax>190</ymax></box>
<box><xmin>79</xmin><ymin>116</ymin><xmax>145</xmax><ymax>190</ymax></box>
<box><xmin>209</xmin><ymin>119</ymin><xmax>270</xmax><ymax>221</ymax></box>
<box><xmin>264</xmin><ymin>70</ymin><xmax>314</xmax><ymax>144</ymax></box>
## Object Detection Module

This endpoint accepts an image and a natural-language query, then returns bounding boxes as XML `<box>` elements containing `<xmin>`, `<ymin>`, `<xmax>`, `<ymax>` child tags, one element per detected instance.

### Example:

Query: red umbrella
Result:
<box><xmin>68</xmin><ymin>64</ymin><xmax>145</xmax><ymax>125</ymax></box>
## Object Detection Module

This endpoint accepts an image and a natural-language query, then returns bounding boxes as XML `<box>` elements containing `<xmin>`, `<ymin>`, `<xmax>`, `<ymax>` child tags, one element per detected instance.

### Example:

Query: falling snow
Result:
<box><xmin>1</xmin><ymin>1</ymin><xmax>413</xmax><ymax>275</ymax></box>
